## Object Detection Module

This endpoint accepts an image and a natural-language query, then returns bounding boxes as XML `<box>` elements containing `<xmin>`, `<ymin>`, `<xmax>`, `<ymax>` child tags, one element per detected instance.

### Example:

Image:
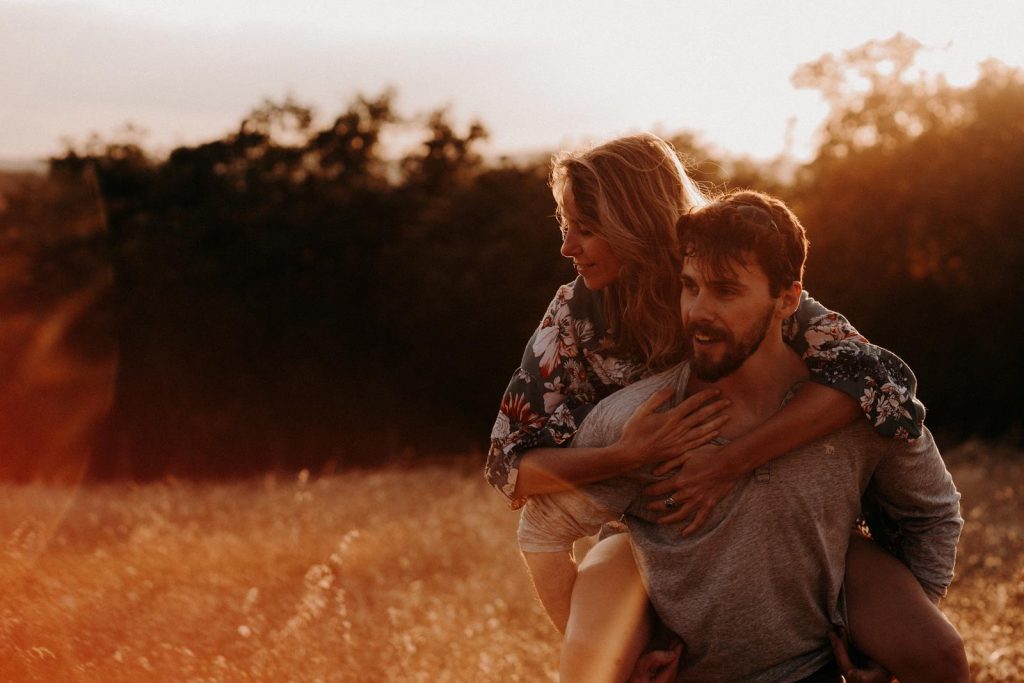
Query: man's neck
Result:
<box><xmin>687</xmin><ymin>334</ymin><xmax>809</xmax><ymax>436</ymax></box>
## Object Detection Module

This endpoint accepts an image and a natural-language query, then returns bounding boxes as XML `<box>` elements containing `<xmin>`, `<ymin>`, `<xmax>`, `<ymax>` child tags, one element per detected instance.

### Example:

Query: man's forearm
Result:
<box><xmin>522</xmin><ymin>550</ymin><xmax>578</xmax><ymax>633</ymax></box>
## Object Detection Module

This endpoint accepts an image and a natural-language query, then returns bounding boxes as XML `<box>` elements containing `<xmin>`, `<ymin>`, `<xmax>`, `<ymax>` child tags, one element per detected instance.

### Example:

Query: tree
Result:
<box><xmin>793</xmin><ymin>36</ymin><xmax>1024</xmax><ymax>438</ymax></box>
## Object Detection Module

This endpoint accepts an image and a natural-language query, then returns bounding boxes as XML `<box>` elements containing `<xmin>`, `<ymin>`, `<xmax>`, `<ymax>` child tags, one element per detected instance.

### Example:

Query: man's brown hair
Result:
<box><xmin>675</xmin><ymin>189</ymin><xmax>809</xmax><ymax>295</ymax></box>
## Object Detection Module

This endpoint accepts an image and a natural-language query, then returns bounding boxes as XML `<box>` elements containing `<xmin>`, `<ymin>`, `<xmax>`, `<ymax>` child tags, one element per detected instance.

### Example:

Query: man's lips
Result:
<box><xmin>689</xmin><ymin>327</ymin><xmax>728</xmax><ymax>345</ymax></box>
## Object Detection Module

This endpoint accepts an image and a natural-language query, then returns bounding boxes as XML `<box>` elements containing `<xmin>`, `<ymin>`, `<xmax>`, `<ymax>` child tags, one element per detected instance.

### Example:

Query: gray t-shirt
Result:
<box><xmin>518</xmin><ymin>363</ymin><xmax>962</xmax><ymax>683</ymax></box>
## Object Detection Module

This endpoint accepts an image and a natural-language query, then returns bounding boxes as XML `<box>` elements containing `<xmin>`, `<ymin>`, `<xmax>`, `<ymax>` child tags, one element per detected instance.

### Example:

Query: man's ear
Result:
<box><xmin>777</xmin><ymin>281</ymin><xmax>802</xmax><ymax>318</ymax></box>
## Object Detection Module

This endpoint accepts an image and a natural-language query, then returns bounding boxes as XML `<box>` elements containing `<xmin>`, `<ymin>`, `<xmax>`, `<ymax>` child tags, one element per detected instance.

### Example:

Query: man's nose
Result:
<box><xmin>687</xmin><ymin>291</ymin><xmax>715</xmax><ymax>322</ymax></box>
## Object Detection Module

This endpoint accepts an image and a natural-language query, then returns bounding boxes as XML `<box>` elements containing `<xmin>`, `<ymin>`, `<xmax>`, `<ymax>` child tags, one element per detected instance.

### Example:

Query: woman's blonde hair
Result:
<box><xmin>550</xmin><ymin>133</ymin><xmax>708</xmax><ymax>371</ymax></box>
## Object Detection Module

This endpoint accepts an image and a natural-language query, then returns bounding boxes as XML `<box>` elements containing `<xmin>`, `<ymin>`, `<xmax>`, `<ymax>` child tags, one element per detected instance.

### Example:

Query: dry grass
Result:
<box><xmin>0</xmin><ymin>444</ymin><xmax>1020</xmax><ymax>682</ymax></box>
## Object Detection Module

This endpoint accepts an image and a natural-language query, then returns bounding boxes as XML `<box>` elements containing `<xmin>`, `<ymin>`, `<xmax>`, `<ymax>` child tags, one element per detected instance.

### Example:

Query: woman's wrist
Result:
<box><xmin>602</xmin><ymin>440</ymin><xmax>643</xmax><ymax>472</ymax></box>
<box><xmin>713</xmin><ymin>439</ymin><xmax>756</xmax><ymax>481</ymax></box>
<box><xmin>611</xmin><ymin>430</ymin><xmax>653</xmax><ymax>469</ymax></box>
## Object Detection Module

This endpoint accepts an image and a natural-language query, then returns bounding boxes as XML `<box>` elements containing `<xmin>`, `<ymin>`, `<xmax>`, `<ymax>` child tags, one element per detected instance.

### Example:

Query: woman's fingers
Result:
<box><xmin>675</xmin><ymin>415</ymin><xmax>729</xmax><ymax>454</ymax></box>
<box><xmin>681</xmin><ymin>506</ymin><xmax>712</xmax><ymax>536</ymax></box>
<box><xmin>633</xmin><ymin>386</ymin><xmax>675</xmax><ymax>419</ymax></box>
<box><xmin>644</xmin><ymin>477</ymin><xmax>735</xmax><ymax>531</ymax></box>
<box><xmin>655</xmin><ymin>497</ymin><xmax>701</xmax><ymax>525</ymax></box>
<box><xmin>644</xmin><ymin>473</ymin><xmax>699</xmax><ymax>498</ymax></box>
<box><xmin>624</xmin><ymin>388</ymin><xmax>730</xmax><ymax>465</ymax></box>
<box><xmin>673</xmin><ymin>398</ymin><xmax>731</xmax><ymax>430</ymax></box>
<box><xmin>670</xmin><ymin>387</ymin><xmax>722</xmax><ymax>417</ymax></box>
<box><xmin>652</xmin><ymin>454</ymin><xmax>687</xmax><ymax>477</ymax></box>
<box><xmin>643</xmin><ymin>476</ymin><xmax>680</xmax><ymax>498</ymax></box>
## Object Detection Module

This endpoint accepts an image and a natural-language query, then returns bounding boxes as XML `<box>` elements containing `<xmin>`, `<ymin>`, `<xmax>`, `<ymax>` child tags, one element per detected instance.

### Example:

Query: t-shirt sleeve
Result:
<box><xmin>863</xmin><ymin>428</ymin><xmax>963</xmax><ymax>601</ymax></box>
<box><xmin>516</xmin><ymin>390</ymin><xmax>649</xmax><ymax>552</ymax></box>
<box><xmin>485</xmin><ymin>282</ymin><xmax>602</xmax><ymax>506</ymax></box>
<box><xmin>784</xmin><ymin>291</ymin><xmax>926</xmax><ymax>440</ymax></box>
<box><xmin>517</xmin><ymin>478</ymin><xmax>636</xmax><ymax>552</ymax></box>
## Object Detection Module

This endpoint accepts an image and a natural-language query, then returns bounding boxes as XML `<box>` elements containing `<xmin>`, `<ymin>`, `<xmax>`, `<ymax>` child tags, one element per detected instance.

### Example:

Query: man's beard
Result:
<box><xmin>686</xmin><ymin>306</ymin><xmax>775</xmax><ymax>382</ymax></box>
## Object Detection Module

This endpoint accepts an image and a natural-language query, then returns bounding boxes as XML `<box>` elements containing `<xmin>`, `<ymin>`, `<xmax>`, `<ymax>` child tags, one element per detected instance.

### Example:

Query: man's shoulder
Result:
<box><xmin>571</xmin><ymin>363</ymin><xmax>687</xmax><ymax>448</ymax></box>
<box><xmin>818</xmin><ymin>419</ymin><xmax>937</xmax><ymax>456</ymax></box>
<box><xmin>597</xmin><ymin>363</ymin><xmax>685</xmax><ymax>416</ymax></box>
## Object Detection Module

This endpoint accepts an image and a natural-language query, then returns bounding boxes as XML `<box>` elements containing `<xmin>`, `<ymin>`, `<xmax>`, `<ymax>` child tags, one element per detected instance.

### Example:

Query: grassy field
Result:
<box><xmin>0</xmin><ymin>443</ymin><xmax>1021</xmax><ymax>682</ymax></box>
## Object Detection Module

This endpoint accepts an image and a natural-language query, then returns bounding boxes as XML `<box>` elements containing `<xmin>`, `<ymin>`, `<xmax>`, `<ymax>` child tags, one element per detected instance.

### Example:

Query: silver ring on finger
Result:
<box><xmin>664</xmin><ymin>495</ymin><xmax>677</xmax><ymax>509</ymax></box>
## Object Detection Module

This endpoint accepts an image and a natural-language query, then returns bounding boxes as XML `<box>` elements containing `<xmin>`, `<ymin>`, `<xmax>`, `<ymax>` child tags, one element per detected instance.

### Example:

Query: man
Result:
<box><xmin>517</xmin><ymin>191</ymin><xmax>964</xmax><ymax>682</ymax></box>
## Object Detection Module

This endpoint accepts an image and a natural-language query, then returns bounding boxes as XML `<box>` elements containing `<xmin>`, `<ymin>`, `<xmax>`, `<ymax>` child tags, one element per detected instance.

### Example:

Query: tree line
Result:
<box><xmin>0</xmin><ymin>35</ymin><xmax>1020</xmax><ymax>479</ymax></box>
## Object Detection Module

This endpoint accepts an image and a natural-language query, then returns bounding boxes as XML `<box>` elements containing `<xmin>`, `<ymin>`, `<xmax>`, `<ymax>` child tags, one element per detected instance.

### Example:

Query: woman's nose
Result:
<box><xmin>560</xmin><ymin>231</ymin><xmax>581</xmax><ymax>258</ymax></box>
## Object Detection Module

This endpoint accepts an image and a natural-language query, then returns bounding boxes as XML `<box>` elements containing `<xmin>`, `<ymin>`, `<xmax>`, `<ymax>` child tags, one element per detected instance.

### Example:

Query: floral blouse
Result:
<box><xmin>486</xmin><ymin>277</ymin><xmax>926</xmax><ymax>506</ymax></box>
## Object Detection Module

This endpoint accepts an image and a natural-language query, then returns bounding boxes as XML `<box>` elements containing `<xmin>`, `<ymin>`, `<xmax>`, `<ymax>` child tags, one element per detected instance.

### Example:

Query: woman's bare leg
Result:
<box><xmin>845</xmin><ymin>534</ymin><xmax>969</xmax><ymax>683</ymax></box>
<box><xmin>561</xmin><ymin>533</ymin><xmax>653</xmax><ymax>683</ymax></box>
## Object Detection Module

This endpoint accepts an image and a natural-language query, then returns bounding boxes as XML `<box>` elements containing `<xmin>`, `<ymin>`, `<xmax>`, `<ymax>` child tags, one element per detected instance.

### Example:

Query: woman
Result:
<box><xmin>486</xmin><ymin>133</ymin><xmax>967</xmax><ymax>681</ymax></box>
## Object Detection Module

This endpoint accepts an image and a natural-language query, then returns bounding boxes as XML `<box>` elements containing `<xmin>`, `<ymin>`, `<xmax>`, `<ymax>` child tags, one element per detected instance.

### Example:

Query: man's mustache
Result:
<box><xmin>686</xmin><ymin>322</ymin><xmax>731</xmax><ymax>343</ymax></box>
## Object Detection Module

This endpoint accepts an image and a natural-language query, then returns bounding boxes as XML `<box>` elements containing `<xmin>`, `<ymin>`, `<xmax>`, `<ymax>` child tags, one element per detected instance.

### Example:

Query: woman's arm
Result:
<box><xmin>788</xmin><ymin>291</ymin><xmax>926</xmax><ymax>439</ymax></box>
<box><xmin>645</xmin><ymin>383</ymin><xmax>860</xmax><ymax>531</ymax></box>
<box><xmin>485</xmin><ymin>282</ymin><xmax>597</xmax><ymax>505</ymax></box>
<box><xmin>486</xmin><ymin>280</ymin><xmax>727</xmax><ymax>506</ymax></box>
<box><xmin>645</xmin><ymin>292</ymin><xmax>924</xmax><ymax>532</ymax></box>
<box><xmin>514</xmin><ymin>386</ymin><xmax>729</xmax><ymax>498</ymax></box>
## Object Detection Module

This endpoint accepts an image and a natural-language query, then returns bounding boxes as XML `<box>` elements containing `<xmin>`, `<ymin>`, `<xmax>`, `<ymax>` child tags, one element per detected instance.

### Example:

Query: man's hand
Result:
<box><xmin>627</xmin><ymin>639</ymin><xmax>683</xmax><ymax>683</ymax></box>
<box><xmin>828</xmin><ymin>627</ymin><xmax>893</xmax><ymax>683</ymax></box>
<box><xmin>643</xmin><ymin>443</ymin><xmax>737</xmax><ymax>535</ymax></box>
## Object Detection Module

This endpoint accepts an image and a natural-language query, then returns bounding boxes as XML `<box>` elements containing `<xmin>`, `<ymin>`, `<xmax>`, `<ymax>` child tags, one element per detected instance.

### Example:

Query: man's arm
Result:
<box><xmin>866</xmin><ymin>427</ymin><xmax>963</xmax><ymax>602</ymax></box>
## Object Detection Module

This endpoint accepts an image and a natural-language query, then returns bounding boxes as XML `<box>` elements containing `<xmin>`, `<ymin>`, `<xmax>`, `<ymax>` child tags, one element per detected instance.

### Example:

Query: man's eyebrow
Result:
<box><xmin>705</xmin><ymin>276</ymin><xmax>746</xmax><ymax>289</ymax></box>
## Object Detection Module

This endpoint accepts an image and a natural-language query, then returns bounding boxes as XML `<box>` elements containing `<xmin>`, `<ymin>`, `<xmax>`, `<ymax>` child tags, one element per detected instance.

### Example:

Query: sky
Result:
<box><xmin>2</xmin><ymin>0</ymin><xmax>1023</xmax><ymax>164</ymax></box>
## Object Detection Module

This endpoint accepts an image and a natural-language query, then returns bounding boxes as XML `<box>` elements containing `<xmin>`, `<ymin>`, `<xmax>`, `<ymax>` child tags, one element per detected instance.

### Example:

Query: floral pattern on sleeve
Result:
<box><xmin>485</xmin><ymin>279</ymin><xmax>646</xmax><ymax>506</ymax></box>
<box><xmin>784</xmin><ymin>291</ymin><xmax>926</xmax><ymax>440</ymax></box>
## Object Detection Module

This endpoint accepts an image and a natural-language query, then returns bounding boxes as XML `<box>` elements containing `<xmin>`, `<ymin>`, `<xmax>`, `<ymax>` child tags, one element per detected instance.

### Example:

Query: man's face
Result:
<box><xmin>679</xmin><ymin>252</ymin><xmax>778</xmax><ymax>382</ymax></box>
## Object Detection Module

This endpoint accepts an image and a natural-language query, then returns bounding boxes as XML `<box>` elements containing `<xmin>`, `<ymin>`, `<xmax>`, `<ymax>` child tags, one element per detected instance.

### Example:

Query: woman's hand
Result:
<box><xmin>617</xmin><ymin>386</ymin><xmax>730</xmax><ymax>468</ymax></box>
<box><xmin>643</xmin><ymin>442</ymin><xmax>738</xmax><ymax>535</ymax></box>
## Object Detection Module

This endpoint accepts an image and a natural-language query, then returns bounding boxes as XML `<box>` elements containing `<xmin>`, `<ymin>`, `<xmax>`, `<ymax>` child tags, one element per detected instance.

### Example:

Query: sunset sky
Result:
<box><xmin>2</xmin><ymin>0</ymin><xmax>1023</xmax><ymax>164</ymax></box>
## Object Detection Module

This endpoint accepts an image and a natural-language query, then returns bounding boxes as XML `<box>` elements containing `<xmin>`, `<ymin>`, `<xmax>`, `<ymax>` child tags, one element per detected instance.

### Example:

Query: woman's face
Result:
<box><xmin>559</xmin><ymin>193</ymin><xmax>622</xmax><ymax>291</ymax></box>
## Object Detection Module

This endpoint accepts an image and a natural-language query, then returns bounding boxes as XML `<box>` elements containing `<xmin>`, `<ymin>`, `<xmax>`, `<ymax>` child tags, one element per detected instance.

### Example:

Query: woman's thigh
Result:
<box><xmin>561</xmin><ymin>532</ymin><xmax>652</xmax><ymax>683</ymax></box>
<box><xmin>845</xmin><ymin>534</ymin><xmax>968</xmax><ymax>683</ymax></box>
